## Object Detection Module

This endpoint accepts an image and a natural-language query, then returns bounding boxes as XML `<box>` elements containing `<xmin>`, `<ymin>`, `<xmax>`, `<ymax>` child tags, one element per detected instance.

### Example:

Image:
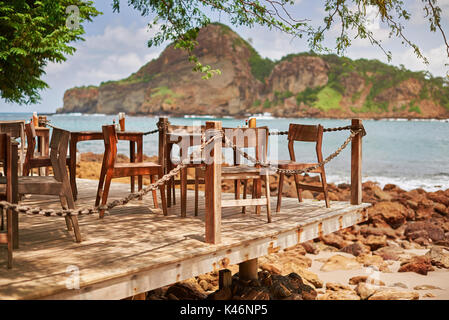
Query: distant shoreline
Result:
<box><xmin>41</xmin><ymin>112</ymin><xmax>449</xmax><ymax>122</ymax></box>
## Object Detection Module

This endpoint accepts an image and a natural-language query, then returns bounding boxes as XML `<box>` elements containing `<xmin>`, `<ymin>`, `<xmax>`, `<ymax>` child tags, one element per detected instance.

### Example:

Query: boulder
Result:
<box><xmin>319</xmin><ymin>233</ymin><xmax>350</xmax><ymax>249</ymax></box>
<box><xmin>366</xmin><ymin>202</ymin><xmax>410</xmax><ymax>229</ymax></box>
<box><xmin>405</xmin><ymin>222</ymin><xmax>445</xmax><ymax>242</ymax></box>
<box><xmin>398</xmin><ymin>256</ymin><xmax>434</xmax><ymax>275</ymax></box>
<box><xmin>425</xmin><ymin>246</ymin><xmax>449</xmax><ymax>269</ymax></box>
<box><xmin>363</xmin><ymin>235</ymin><xmax>388</xmax><ymax>251</ymax></box>
<box><xmin>373</xmin><ymin>246</ymin><xmax>404</xmax><ymax>261</ymax></box>
<box><xmin>300</xmin><ymin>241</ymin><xmax>320</xmax><ymax>254</ymax></box>
<box><xmin>368</xmin><ymin>288</ymin><xmax>419</xmax><ymax>300</ymax></box>
<box><xmin>340</xmin><ymin>242</ymin><xmax>371</xmax><ymax>257</ymax></box>
<box><xmin>320</xmin><ymin>254</ymin><xmax>361</xmax><ymax>272</ymax></box>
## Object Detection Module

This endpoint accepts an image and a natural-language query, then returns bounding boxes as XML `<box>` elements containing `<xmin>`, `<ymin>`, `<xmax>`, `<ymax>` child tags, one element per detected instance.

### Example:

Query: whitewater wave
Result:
<box><xmin>325</xmin><ymin>174</ymin><xmax>449</xmax><ymax>192</ymax></box>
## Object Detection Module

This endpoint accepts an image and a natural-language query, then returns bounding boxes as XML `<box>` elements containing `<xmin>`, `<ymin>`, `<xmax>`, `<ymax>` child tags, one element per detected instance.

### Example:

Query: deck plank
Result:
<box><xmin>0</xmin><ymin>179</ymin><xmax>370</xmax><ymax>299</ymax></box>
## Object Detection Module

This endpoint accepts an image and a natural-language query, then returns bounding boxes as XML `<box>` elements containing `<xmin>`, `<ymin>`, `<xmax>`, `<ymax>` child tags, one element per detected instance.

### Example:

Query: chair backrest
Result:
<box><xmin>222</xmin><ymin>126</ymin><xmax>269</xmax><ymax>164</ymax></box>
<box><xmin>0</xmin><ymin>121</ymin><xmax>25</xmax><ymax>139</ymax></box>
<box><xmin>287</xmin><ymin>124</ymin><xmax>324</xmax><ymax>162</ymax></box>
<box><xmin>49</xmin><ymin>127</ymin><xmax>70</xmax><ymax>183</ymax></box>
<box><xmin>24</xmin><ymin>122</ymin><xmax>37</xmax><ymax>168</ymax></box>
<box><xmin>102</xmin><ymin>125</ymin><xmax>118</xmax><ymax>168</ymax></box>
<box><xmin>0</xmin><ymin>121</ymin><xmax>25</xmax><ymax>175</ymax></box>
<box><xmin>0</xmin><ymin>133</ymin><xmax>13</xmax><ymax>202</ymax></box>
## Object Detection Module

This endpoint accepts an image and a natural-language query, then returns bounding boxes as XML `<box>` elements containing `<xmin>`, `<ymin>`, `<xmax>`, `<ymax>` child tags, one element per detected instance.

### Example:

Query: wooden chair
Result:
<box><xmin>275</xmin><ymin>123</ymin><xmax>330</xmax><ymax>212</ymax></box>
<box><xmin>23</xmin><ymin>122</ymin><xmax>70</xmax><ymax>176</ymax></box>
<box><xmin>165</xmin><ymin>124</ymin><xmax>206</xmax><ymax>216</ymax></box>
<box><xmin>17</xmin><ymin>127</ymin><xmax>82</xmax><ymax>242</ymax></box>
<box><xmin>96</xmin><ymin>125</ymin><xmax>167</xmax><ymax>218</ymax></box>
<box><xmin>0</xmin><ymin>121</ymin><xmax>25</xmax><ymax>176</ymax></box>
<box><xmin>0</xmin><ymin>133</ymin><xmax>14</xmax><ymax>268</ymax></box>
<box><xmin>197</xmin><ymin>126</ymin><xmax>272</xmax><ymax>222</ymax></box>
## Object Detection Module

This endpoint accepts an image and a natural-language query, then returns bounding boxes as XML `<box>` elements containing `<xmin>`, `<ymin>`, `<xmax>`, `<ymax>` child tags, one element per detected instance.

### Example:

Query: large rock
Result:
<box><xmin>398</xmin><ymin>256</ymin><xmax>434</xmax><ymax>275</ymax></box>
<box><xmin>320</xmin><ymin>233</ymin><xmax>350</xmax><ymax>249</ymax></box>
<box><xmin>363</xmin><ymin>235</ymin><xmax>388</xmax><ymax>251</ymax></box>
<box><xmin>320</xmin><ymin>255</ymin><xmax>361</xmax><ymax>272</ymax></box>
<box><xmin>404</xmin><ymin>222</ymin><xmax>445</xmax><ymax>242</ymax></box>
<box><xmin>425</xmin><ymin>246</ymin><xmax>449</xmax><ymax>269</ymax></box>
<box><xmin>366</xmin><ymin>202</ymin><xmax>410</xmax><ymax>229</ymax></box>
<box><xmin>340</xmin><ymin>242</ymin><xmax>371</xmax><ymax>257</ymax></box>
<box><xmin>368</xmin><ymin>288</ymin><xmax>419</xmax><ymax>300</ymax></box>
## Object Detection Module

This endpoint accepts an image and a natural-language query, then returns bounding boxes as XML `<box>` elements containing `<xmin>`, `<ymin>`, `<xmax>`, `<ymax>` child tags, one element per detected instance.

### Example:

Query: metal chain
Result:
<box><xmin>269</xmin><ymin>125</ymin><xmax>365</xmax><ymax>136</ymax></box>
<box><xmin>0</xmin><ymin>131</ymin><xmax>223</xmax><ymax>217</ymax></box>
<box><xmin>224</xmin><ymin>129</ymin><xmax>364</xmax><ymax>174</ymax></box>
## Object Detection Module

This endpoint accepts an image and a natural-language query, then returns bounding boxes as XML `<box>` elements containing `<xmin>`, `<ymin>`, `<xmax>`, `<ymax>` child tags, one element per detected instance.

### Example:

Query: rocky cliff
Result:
<box><xmin>60</xmin><ymin>23</ymin><xmax>449</xmax><ymax>119</ymax></box>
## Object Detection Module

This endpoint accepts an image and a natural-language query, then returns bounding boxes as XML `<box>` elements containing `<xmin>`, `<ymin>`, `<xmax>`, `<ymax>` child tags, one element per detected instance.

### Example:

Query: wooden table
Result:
<box><xmin>34</xmin><ymin>127</ymin><xmax>50</xmax><ymax>175</ymax></box>
<box><xmin>69</xmin><ymin>131</ymin><xmax>144</xmax><ymax>200</ymax></box>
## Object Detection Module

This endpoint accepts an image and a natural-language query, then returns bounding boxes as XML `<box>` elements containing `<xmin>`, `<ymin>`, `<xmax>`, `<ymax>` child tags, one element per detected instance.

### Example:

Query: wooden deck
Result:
<box><xmin>0</xmin><ymin>179</ymin><xmax>370</xmax><ymax>300</ymax></box>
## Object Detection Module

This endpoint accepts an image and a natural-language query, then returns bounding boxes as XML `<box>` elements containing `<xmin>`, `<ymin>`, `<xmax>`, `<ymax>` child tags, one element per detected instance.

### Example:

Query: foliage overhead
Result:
<box><xmin>0</xmin><ymin>0</ymin><xmax>100</xmax><ymax>104</ymax></box>
<box><xmin>112</xmin><ymin>0</ymin><xmax>449</xmax><ymax>78</ymax></box>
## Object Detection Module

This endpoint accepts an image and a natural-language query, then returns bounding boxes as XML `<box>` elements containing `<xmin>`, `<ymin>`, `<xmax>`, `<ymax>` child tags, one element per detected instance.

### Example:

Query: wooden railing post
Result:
<box><xmin>157</xmin><ymin>117</ymin><xmax>168</xmax><ymax>170</ymax></box>
<box><xmin>351</xmin><ymin>119</ymin><xmax>362</xmax><ymax>205</ymax></box>
<box><xmin>205</xmin><ymin>121</ymin><xmax>222</xmax><ymax>244</ymax></box>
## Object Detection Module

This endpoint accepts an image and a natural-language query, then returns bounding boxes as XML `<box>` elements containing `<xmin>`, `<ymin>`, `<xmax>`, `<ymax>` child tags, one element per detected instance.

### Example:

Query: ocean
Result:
<box><xmin>1</xmin><ymin>112</ymin><xmax>448</xmax><ymax>192</ymax></box>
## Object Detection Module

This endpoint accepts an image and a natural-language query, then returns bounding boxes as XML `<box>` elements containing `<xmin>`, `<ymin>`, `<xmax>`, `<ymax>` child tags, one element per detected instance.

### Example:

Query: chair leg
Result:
<box><xmin>166</xmin><ymin>173</ymin><xmax>172</xmax><ymax>208</ymax></box>
<box><xmin>264</xmin><ymin>173</ymin><xmax>271</xmax><ymax>223</ymax></box>
<box><xmin>276</xmin><ymin>173</ymin><xmax>284</xmax><ymax>213</ymax></box>
<box><xmin>99</xmin><ymin>171</ymin><xmax>113</xmax><ymax>218</ymax></box>
<box><xmin>7</xmin><ymin>208</ymin><xmax>13</xmax><ymax>269</ymax></box>
<box><xmin>150</xmin><ymin>175</ymin><xmax>159</xmax><ymax>209</ymax></box>
<box><xmin>59</xmin><ymin>195</ymin><xmax>73</xmax><ymax>231</ymax></box>
<box><xmin>69</xmin><ymin>215</ymin><xmax>82</xmax><ymax>243</ymax></box>
<box><xmin>321</xmin><ymin>170</ymin><xmax>330</xmax><ymax>208</ymax></box>
<box><xmin>180</xmin><ymin>168</ymin><xmax>187</xmax><ymax>217</ymax></box>
<box><xmin>172</xmin><ymin>176</ymin><xmax>176</xmax><ymax>205</ymax></box>
<box><xmin>234</xmin><ymin>180</ymin><xmax>241</xmax><ymax>199</ymax></box>
<box><xmin>293</xmin><ymin>174</ymin><xmax>303</xmax><ymax>203</ymax></box>
<box><xmin>194</xmin><ymin>169</ymin><xmax>199</xmax><ymax>216</ymax></box>
<box><xmin>255</xmin><ymin>178</ymin><xmax>262</xmax><ymax>215</ymax></box>
<box><xmin>242</xmin><ymin>179</ymin><xmax>248</xmax><ymax>214</ymax></box>
<box><xmin>159</xmin><ymin>175</ymin><xmax>168</xmax><ymax>216</ymax></box>
<box><xmin>95</xmin><ymin>159</ymin><xmax>108</xmax><ymax>207</ymax></box>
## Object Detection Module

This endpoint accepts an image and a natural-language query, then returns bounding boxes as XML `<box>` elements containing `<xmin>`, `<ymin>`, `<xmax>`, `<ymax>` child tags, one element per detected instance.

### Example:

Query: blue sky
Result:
<box><xmin>1</xmin><ymin>0</ymin><xmax>448</xmax><ymax>113</ymax></box>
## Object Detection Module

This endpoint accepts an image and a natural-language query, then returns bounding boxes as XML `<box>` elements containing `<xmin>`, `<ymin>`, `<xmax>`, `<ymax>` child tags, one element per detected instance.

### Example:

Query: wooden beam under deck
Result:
<box><xmin>0</xmin><ymin>179</ymin><xmax>370</xmax><ymax>300</ymax></box>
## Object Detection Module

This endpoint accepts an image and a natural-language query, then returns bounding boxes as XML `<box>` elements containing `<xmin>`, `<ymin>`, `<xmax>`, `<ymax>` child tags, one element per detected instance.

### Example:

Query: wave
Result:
<box><xmin>379</xmin><ymin>117</ymin><xmax>449</xmax><ymax>122</ymax></box>
<box><xmin>325</xmin><ymin>174</ymin><xmax>449</xmax><ymax>192</ymax></box>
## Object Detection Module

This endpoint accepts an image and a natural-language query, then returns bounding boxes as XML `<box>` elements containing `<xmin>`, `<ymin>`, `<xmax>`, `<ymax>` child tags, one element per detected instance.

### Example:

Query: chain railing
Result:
<box><xmin>2</xmin><ymin>120</ymin><xmax>365</xmax><ymax>218</ymax></box>
<box><xmin>224</xmin><ymin>126</ymin><xmax>366</xmax><ymax>175</ymax></box>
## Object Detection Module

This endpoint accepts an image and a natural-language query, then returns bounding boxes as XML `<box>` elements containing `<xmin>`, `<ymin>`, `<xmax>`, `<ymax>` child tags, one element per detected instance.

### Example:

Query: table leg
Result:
<box><xmin>180</xmin><ymin>167</ymin><xmax>187</xmax><ymax>217</ymax></box>
<box><xmin>69</xmin><ymin>137</ymin><xmax>78</xmax><ymax>200</ymax></box>
<box><xmin>43</xmin><ymin>133</ymin><xmax>49</xmax><ymax>176</ymax></box>
<box><xmin>11</xmin><ymin>143</ymin><xmax>19</xmax><ymax>249</ymax></box>
<box><xmin>130</xmin><ymin>141</ymin><xmax>135</xmax><ymax>193</ymax></box>
<box><xmin>137</xmin><ymin>138</ymin><xmax>143</xmax><ymax>193</ymax></box>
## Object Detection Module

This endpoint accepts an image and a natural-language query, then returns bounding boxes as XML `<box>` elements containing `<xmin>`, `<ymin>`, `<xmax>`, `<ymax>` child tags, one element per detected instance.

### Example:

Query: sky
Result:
<box><xmin>1</xmin><ymin>0</ymin><xmax>448</xmax><ymax>113</ymax></box>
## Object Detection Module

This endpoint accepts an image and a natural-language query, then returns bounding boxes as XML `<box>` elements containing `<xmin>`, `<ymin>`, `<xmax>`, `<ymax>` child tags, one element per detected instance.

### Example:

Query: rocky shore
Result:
<box><xmin>77</xmin><ymin>153</ymin><xmax>449</xmax><ymax>300</ymax></box>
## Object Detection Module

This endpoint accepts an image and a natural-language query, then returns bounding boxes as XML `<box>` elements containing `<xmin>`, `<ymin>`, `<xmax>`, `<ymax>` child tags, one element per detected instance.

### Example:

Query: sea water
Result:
<box><xmin>1</xmin><ymin>112</ymin><xmax>448</xmax><ymax>192</ymax></box>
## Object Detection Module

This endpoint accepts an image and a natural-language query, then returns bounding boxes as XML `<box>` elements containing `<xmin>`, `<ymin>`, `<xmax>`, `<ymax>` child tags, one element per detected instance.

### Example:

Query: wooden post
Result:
<box><xmin>11</xmin><ymin>141</ymin><xmax>19</xmax><ymax>249</ymax></box>
<box><xmin>351</xmin><ymin>119</ymin><xmax>362</xmax><ymax>205</ymax></box>
<box><xmin>157</xmin><ymin>117</ymin><xmax>168</xmax><ymax>172</ymax></box>
<box><xmin>248</xmin><ymin>118</ymin><xmax>262</xmax><ymax>215</ymax></box>
<box><xmin>157</xmin><ymin>117</ymin><xmax>170</xmax><ymax>206</ymax></box>
<box><xmin>219</xmin><ymin>269</ymin><xmax>232</xmax><ymax>289</ymax></box>
<box><xmin>239</xmin><ymin>258</ymin><xmax>258</xmax><ymax>281</ymax></box>
<box><xmin>205</xmin><ymin>121</ymin><xmax>222</xmax><ymax>244</ymax></box>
